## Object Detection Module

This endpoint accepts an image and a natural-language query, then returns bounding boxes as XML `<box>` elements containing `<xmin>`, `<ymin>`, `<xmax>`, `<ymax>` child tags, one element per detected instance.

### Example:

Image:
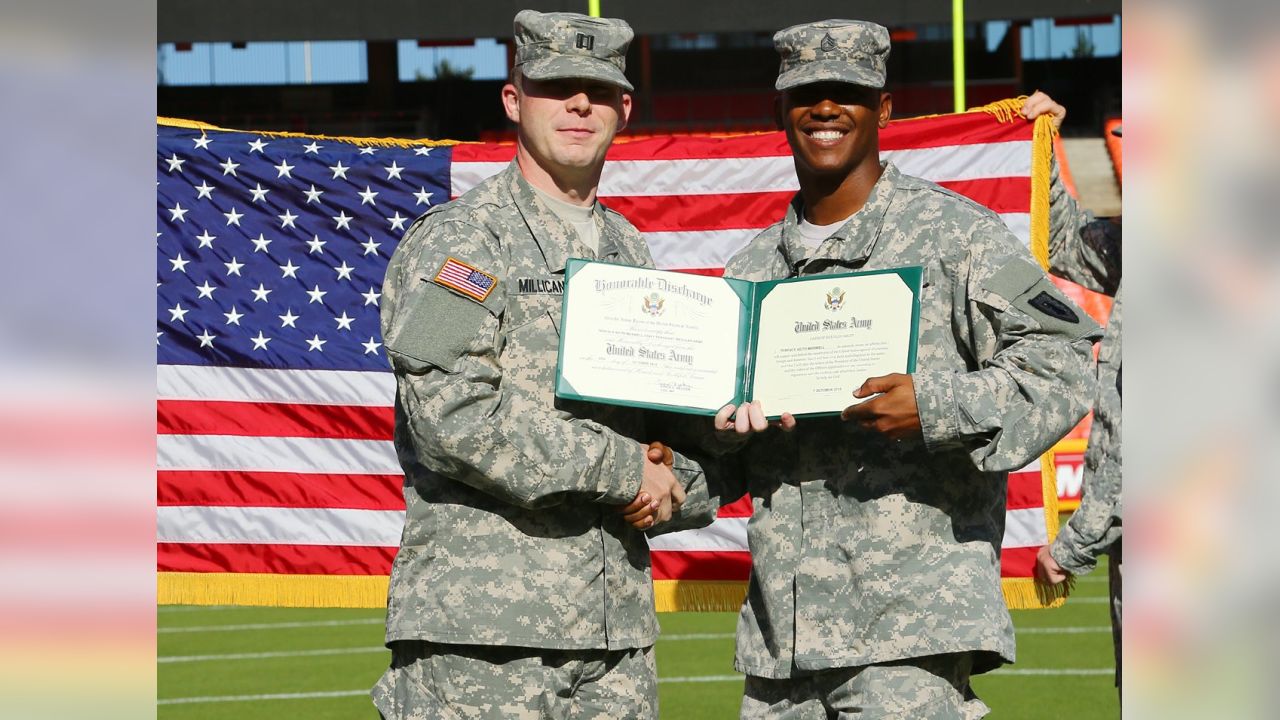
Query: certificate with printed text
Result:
<box><xmin>556</xmin><ymin>259</ymin><xmax>921</xmax><ymax>418</ymax></box>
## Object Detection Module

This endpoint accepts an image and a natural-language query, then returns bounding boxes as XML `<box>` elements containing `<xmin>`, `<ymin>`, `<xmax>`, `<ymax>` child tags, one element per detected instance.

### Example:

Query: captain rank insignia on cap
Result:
<box><xmin>512</xmin><ymin>9</ymin><xmax>635</xmax><ymax>90</ymax></box>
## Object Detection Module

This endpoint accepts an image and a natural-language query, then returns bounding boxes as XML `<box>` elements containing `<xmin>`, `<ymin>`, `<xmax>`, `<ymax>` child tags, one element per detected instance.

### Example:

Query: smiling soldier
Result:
<box><xmin>712</xmin><ymin>19</ymin><xmax>1102</xmax><ymax>719</ymax></box>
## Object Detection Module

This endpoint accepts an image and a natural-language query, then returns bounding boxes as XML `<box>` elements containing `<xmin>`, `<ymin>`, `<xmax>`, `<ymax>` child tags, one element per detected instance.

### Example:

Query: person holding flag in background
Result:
<box><xmin>1023</xmin><ymin>90</ymin><xmax>1124</xmax><ymax>695</ymax></box>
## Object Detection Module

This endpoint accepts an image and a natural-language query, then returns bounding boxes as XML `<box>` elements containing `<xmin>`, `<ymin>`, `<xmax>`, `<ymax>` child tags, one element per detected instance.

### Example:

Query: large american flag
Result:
<box><xmin>157</xmin><ymin>105</ymin><xmax>1066</xmax><ymax>611</ymax></box>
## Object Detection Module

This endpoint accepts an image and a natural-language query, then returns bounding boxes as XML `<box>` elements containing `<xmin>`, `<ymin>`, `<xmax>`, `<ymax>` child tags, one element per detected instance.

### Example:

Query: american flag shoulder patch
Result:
<box><xmin>433</xmin><ymin>256</ymin><xmax>498</xmax><ymax>302</ymax></box>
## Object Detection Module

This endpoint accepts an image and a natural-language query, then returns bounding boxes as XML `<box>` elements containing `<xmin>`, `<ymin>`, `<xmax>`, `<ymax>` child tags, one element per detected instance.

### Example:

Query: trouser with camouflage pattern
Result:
<box><xmin>740</xmin><ymin>652</ymin><xmax>989</xmax><ymax>720</ymax></box>
<box><xmin>372</xmin><ymin>640</ymin><xmax>656</xmax><ymax>720</ymax></box>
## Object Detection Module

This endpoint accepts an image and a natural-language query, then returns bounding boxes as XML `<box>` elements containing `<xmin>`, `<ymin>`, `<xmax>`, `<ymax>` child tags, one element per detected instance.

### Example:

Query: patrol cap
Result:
<box><xmin>773</xmin><ymin>19</ymin><xmax>890</xmax><ymax>91</ymax></box>
<box><xmin>513</xmin><ymin>10</ymin><xmax>635</xmax><ymax>91</ymax></box>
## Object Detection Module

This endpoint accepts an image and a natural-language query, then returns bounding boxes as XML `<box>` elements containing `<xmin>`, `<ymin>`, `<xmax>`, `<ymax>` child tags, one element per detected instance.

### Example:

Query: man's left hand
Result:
<box><xmin>1035</xmin><ymin>545</ymin><xmax>1071</xmax><ymax>585</ymax></box>
<box><xmin>840</xmin><ymin>373</ymin><xmax>922</xmax><ymax>440</ymax></box>
<box><xmin>715</xmin><ymin>400</ymin><xmax>796</xmax><ymax>434</ymax></box>
<box><xmin>1021</xmin><ymin>90</ymin><xmax>1066</xmax><ymax>131</ymax></box>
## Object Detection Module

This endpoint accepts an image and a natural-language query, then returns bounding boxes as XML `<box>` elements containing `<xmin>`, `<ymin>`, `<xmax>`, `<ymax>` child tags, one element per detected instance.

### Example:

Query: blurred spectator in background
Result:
<box><xmin>1023</xmin><ymin>91</ymin><xmax>1124</xmax><ymax>695</ymax></box>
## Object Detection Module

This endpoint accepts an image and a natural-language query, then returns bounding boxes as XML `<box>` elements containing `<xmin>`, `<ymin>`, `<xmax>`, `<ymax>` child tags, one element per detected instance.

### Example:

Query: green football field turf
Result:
<box><xmin>159</xmin><ymin>556</ymin><xmax>1117</xmax><ymax>719</ymax></box>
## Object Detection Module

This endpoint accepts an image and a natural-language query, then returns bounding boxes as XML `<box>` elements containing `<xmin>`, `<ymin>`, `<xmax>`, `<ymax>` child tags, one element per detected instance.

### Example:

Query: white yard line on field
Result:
<box><xmin>158</xmin><ymin>626</ymin><xmax>1110</xmax><ymax>665</ymax></box>
<box><xmin>158</xmin><ymin>620</ymin><xmax>734</xmax><ymax>637</ymax></box>
<box><xmin>160</xmin><ymin>634</ymin><xmax>744</xmax><ymax>664</ymax></box>
<box><xmin>159</xmin><ymin>618</ymin><xmax>383</xmax><ymax>633</ymax></box>
<box><xmin>159</xmin><ymin>690</ymin><xmax>371</xmax><ymax>705</ymax></box>
<box><xmin>660</xmin><ymin>632</ymin><xmax>735</xmax><ymax>641</ymax></box>
<box><xmin>160</xmin><ymin>646</ymin><xmax>387</xmax><ymax>663</ymax></box>
<box><xmin>988</xmin><ymin>668</ymin><xmax>1114</xmax><ymax>676</ymax></box>
<box><xmin>1016</xmin><ymin>626</ymin><xmax>1111</xmax><ymax>634</ymax></box>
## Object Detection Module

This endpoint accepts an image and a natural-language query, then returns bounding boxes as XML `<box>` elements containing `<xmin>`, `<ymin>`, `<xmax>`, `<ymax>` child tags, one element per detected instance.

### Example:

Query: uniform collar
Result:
<box><xmin>778</xmin><ymin>161</ymin><xmax>901</xmax><ymax>273</ymax></box>
<box><xmin>596</xmin><ymin>203</ymin><xmax>647</xmax><ymax>266</ymax></box>
<box><xmin>505</xmin><ymin>160</ymin><xmax>639</xmax><ymax>271</ymax></box>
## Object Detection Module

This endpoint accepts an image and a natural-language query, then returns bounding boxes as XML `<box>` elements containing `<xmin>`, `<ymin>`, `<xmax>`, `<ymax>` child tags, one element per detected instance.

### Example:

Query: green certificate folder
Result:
<box><xmin>555</xmin><ymin>258</ymin><xmax>921</xmax><ymax>418</ymax></box>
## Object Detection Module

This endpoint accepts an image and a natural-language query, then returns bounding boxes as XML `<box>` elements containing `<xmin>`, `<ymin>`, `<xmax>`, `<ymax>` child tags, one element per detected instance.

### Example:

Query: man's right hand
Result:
<box><xmin>617</xmin><ymin>442</ymin><xmax>685</xmax><ymax>530</ymax></box>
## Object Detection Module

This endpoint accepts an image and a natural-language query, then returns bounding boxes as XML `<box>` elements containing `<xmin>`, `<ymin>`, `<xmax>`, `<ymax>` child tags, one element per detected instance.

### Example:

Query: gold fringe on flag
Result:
<box><xmin>1040</xmin><ymin>445</ymin><xmax>1063</xmax><ymax>552</ymax></box>
<box><xmin>968</xmin><ymin>96</ymin><xmax>1028</xmax><ymax>124</ymax></box>
<box><xmin>157</xmin><ymin>116</ymin><xmax>460</xmax><ymax>150</ymax></box>
<box><xmin>158</xmin><ymin>572</ymin><xmax>389</xmax><ymax>608</ymax></box>
<box><xmin>1028</xmin><ymin>115</ymin><xmax>1056</xmax><ymax>269</ymax></box>
<box><xmin>965</xmin><ymin>96</ymin><xmax>1056</xmax><ymax>268</ymax></box>
<box><xmin>652</xmin><ymin>580</ymin><xmax>747</xmax><ymax>613</ymax></box>
<box><xmin>1000</xmin><ymin>445</ymin><xmax>1071</xmax><ymax>609</ymax></box>
<box><xmin>1002</xmin><ymin>575</ymin><xmax>1072</xmax><ymax>609</ymax></box>
<box><xmin>157</xmin><ymin>573</ymin><xmax>752</xmax><ymax>612</ymax></box>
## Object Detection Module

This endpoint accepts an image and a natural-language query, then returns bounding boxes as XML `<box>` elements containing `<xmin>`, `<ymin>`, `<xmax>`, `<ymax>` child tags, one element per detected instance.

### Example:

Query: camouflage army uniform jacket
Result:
<box><xmin>379</xmin><ymin>161</ymin><xmax>713</xmax><ymax>652</ymax></box>
<box><xmin>720</xmin><ymin>162</ymin><xmax>1101</xmax><ymax>678</ymax></box>
<box><xmin>1046</xmin><ymin>161</ymin><xmax>1122</xmax><ymax>575</ymax></box>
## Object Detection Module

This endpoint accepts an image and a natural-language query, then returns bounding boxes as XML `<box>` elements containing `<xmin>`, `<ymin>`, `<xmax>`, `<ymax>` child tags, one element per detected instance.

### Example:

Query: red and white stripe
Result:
<box><xmin>159</xmin><ymin>111</ymin><xmax>1053</xmax><ymax>594</ymax></box>
<box><xmin>452</xmin><ymin>120</ymin><xmax>1035</xmax><ymax>273</ymax></box>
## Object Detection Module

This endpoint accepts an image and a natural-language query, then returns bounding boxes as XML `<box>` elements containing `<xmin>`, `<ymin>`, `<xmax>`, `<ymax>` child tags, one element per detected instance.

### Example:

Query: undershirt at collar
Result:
<box><xmin>531</xmin><ymin>184</ymin><xmax>599</xmax><ymax>256</ymax></box>
<box><xmin>796</xmin><ymin>211</ymin><xmax>856</xmax><ymax>252</ymax></box>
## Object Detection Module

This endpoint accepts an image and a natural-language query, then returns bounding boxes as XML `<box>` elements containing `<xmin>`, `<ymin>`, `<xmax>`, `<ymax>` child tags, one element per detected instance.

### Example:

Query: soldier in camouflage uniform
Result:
<box><xmin>1026</xmin><ymin>93</ymin><xmax>1123</xmax><ymax>691</ymax></box>
<box><xmin>712</xmin><ymin>21</ymin><xmax>1103</xmax><ymax>718</ymax></box>
<box><xmin>370</xmin><ymin>10</ymin><xmax>716</xmax><ymax>720</ymax></box>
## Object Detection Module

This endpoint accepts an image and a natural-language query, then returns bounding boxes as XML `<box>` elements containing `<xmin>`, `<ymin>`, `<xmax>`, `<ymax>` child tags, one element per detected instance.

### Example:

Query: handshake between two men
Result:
<box><xmin>616</xmin><ymin>372</ymin><xmax>923</xmax><ymax>531</ymax></box>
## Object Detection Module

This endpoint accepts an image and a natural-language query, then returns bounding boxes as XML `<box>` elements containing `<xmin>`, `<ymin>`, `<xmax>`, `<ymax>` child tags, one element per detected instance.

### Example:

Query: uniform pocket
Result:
<box><xmin>386</xmin><ymin>280</ymin><xmax>496</xmax><ymax>374</ymax></box>
<box><xmin>501</xmin><ymin>301</ymin><xmax>563</xmax><ymax>405</ymax></box>
<box><xmin>974</xmin><ymin>259</ymin><xmax>1095</xmax><ymax>341</ymax></box>
<box><xmin>853</xmin><ymin>657</ymin><xmax>968</xmax><ymax>719</ymax></box>
<box><xmin>372</xmin><ymin>643</ymin><xmax>466</xmax><ymax>720</ymax></box>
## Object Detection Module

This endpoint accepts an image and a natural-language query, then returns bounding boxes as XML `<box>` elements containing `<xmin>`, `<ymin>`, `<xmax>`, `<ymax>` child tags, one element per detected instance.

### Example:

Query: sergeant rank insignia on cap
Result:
<box><xmin>434</xmin><ymin>257</ymin><xmax>498</xmax><ymax>302</ymax></box>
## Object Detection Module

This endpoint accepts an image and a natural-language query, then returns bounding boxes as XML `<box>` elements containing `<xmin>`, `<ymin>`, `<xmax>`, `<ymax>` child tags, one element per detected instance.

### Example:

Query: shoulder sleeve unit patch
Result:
<box><xmin>433</xmin><ymin>256</ymin><xmax>498</xmax><ymax>303</ymax></box>
<box><xmin>1027</xmin><ymin>290</ymin><xmax>1080</xmax><ymax>323</ymax></box>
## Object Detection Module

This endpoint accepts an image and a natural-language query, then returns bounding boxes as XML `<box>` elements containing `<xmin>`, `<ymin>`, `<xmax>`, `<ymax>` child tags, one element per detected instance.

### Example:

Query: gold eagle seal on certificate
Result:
<box><xmin>825</xmin><ymin>287</ymin><xmax>846</xmax><ymax>312</ymax></box>
<box><xmin>642</xmin><ymin>292</ymin><xmax>665</xmax><ymax>316</ymax></box>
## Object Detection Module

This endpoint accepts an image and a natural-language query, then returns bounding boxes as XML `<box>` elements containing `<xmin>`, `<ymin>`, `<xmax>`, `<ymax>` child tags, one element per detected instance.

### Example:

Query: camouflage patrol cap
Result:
<box><xmin>514</xmin><ymin>10</ymin><xmax>635</xmax><ymax>91</ymax></box>
<box><xmin>773</xmin><ymin>19</ymin><xmax>890</xmax><ymax>91</ymax></box>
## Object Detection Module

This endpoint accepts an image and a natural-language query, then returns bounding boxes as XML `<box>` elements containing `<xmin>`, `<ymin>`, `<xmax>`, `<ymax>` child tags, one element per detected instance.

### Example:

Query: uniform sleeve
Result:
<box><xmin>1047</xmin><ymin>157</ymin><xmax>1122</xmax><ymax>296</ymax></box>
<box><xmin>1051</xmin><ymin>484</ymin><xmax>1121</xmax><ymax>575</ymax></box>
<box><xmin>913</xmin><ymin>222</ymin><xmax>1103</xmax><ymax>471</ymax></box>
<box><xmin>381</xmin><ymin>217</ymin><xmax>645</xmax><ymax>509</ymax></box>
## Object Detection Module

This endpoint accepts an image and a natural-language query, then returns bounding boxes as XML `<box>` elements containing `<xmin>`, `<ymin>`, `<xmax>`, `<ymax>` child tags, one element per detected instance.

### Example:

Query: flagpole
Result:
<box><xmin>588</xmin><ymin>0</ymin><xmax>600</xmax><ymax>17</ymax></box>
<box><xmin>952</xmin><ymin>0</ymin><xmax>966</xmax><ymax>112</ymax></box>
